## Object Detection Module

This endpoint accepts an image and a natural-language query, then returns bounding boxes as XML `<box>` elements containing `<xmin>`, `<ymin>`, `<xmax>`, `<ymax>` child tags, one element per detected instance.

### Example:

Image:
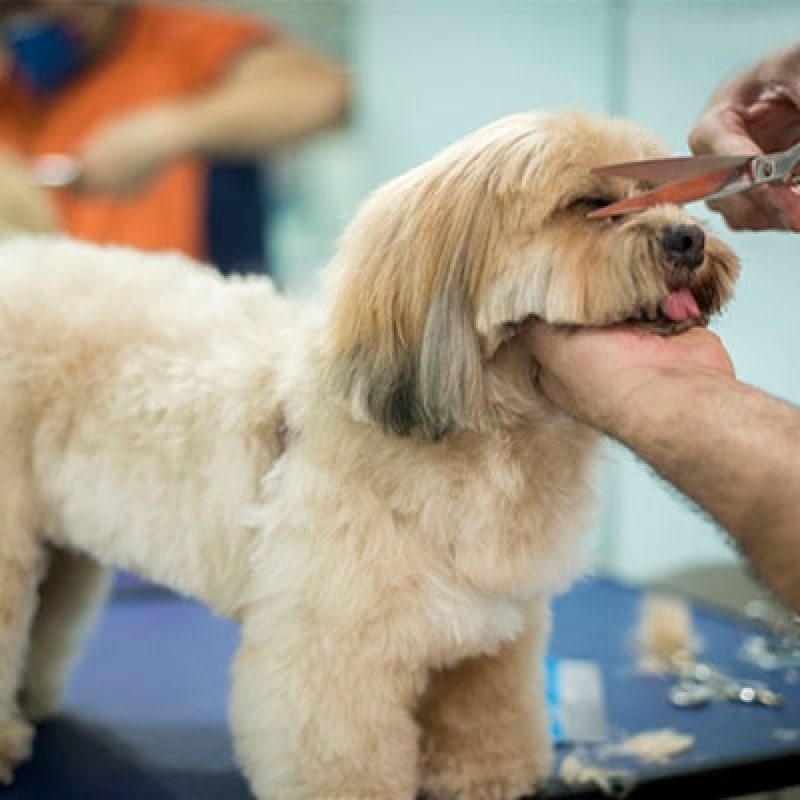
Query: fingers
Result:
<box><xmin>524</xmin><ymin>320</ymin><xmax>735</xmax><ymax>434</ymax></box>
<box><xmin>689</xmin><ymin>112</ymin><xmax>773</xmax><ymax>229</ymax></box>
<box><xmin>526</xmin><ymin>319</ymin><xmax>733</xmax><ymax>377</ymax></box>
<box><xmin>764</xmin><ymin>185</ymin><xmax>800</xmax><ymax>231</ymax></box>
<box><xmin>523</xmin><ymin>317</ymin><xmax>560</xmax><ymax>353</ymax></box>
<box><xmin>705</xmin><ymin>184</ymin><xmax>800</xmax><ymax>231</ymax></box>
<box><xmin>672</xmin><ymin>327</ymin><xmax>736</xmax><ymax>378</ymax></box>
<box><xmin>707</xmin><ymin>192</ymin><xmax>787</xmax><ymax>231</ymax></box>
<box><xmin>689</xmin><ymin>107</ymin><xmax>763</xmax><ymax>158</ymax></box>
<box><xmin>691</xmin><ymin>112</ymin><xmax>800</xmax><ymax>230</ymax></box>
<box><xmin>689</xmin><ymin>65</ymin><xmax>800</xmax><ymax>231</ymax></box>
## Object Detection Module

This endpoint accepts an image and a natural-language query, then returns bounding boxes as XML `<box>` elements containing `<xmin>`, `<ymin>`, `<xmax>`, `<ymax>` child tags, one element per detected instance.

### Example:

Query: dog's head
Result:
<box><xmin>321</xmin><ymin>110</ymin><xmax>740</xmax><ymax>439</ymax></box>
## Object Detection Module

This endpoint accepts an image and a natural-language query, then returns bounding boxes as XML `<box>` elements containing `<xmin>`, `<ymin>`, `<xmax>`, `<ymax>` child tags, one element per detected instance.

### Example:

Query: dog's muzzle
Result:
<box><xmin>661</xmin><ymin>223</ymin><xmax>705</xmax><ymax>271</ymax></box>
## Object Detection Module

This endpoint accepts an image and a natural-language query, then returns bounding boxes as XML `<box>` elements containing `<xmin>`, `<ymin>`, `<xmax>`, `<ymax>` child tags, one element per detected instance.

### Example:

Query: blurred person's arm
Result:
<box><xmin>689</xmin><ymin>42</ymin><xmax>800</xmax><ymax>231</ymax></box>
<box><xmin>526</xmin><ymin>320</ymin><xmax>800</xmax><ymax>613</ymax></box>
<box><xmin>79</xmin><ymin>41</ymin><xmax>350</xmax><ymax>194</ymax></box>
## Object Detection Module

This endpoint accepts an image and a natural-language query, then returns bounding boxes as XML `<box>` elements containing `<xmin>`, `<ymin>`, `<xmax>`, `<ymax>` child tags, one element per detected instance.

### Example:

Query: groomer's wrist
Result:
<box><xmin>607</xmin><ymin>367</ymin><xmax>733</xmax><ymax>449</ymax></box>
<box><xmin>166</xmin><ymin>97</ymin><xmax>224</xmax><ymax>159</ymax></box>
<box><xmin>137</xmin><ymin>103</ymin><xmax>201</xmax><ymax>164</ymax></box>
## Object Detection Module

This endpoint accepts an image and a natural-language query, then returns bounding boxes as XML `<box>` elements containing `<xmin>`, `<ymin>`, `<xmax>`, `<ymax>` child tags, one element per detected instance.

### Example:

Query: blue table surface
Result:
<box><xmin>6</xmin><ymin>576</ymin><xmax>800</xmax><ymax>799</ymax></box>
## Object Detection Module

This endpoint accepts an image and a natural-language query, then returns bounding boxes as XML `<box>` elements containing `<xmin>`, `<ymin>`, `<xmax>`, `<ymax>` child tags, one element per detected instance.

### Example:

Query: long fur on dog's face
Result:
<box><xmin>321</xmin><ymin>110</ymin><xmax>740</xmax><ymax>439</ymax></box>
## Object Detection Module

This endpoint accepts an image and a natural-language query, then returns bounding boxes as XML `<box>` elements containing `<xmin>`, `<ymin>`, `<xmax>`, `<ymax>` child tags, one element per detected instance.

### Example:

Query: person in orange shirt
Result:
<box><xmin>0</xmin><ymin>1</ymin><xmax>349</xmax><ymax>274</ymax></box>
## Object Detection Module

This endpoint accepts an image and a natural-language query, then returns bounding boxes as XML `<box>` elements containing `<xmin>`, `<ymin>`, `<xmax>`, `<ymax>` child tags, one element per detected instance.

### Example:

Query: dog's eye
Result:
<box><xmin>568</xmin><ymin>196</ymin><xmax>613</xmax><ymax>213</ymax></box>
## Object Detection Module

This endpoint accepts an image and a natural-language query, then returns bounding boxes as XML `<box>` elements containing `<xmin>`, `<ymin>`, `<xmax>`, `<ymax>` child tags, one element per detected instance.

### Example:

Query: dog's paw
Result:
<box><xmin>421</xmin><ymin>751</ymin><xmax>549</xmax><ymax>800</ymax></box>
<box><xmin>0</xmin><ymin>718</ymin><xmax>33</xmax><ymax>785</ymax></box>
<box><xmin>421</xmin><ymin>725</ymin><xmax>552</xmax><ymax>800</ymax></box>
<box><xmin>422</xmin><ymin>768</ymin><xmax>538</xmax><ymax>800</ymax></box>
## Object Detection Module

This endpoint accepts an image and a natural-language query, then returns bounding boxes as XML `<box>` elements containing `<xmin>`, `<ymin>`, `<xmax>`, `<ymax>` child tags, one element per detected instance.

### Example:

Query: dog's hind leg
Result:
<box><xmin>0</xmin><ymin>447</ymin><xmax>45</xmax><ymax>785</ymax></box>
<box><xmin>417</xmin><ymin>601</ymin><xmax>553</xmax><ymax>800</ymax></box>
<box><xmin>19</xmin><ymin>548</ymin><xmax>111</xmax><ymax>721</ymax></box>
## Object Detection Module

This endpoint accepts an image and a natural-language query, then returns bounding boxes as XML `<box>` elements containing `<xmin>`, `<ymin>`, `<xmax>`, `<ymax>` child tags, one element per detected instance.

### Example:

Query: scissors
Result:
<box><xmin>587</xmin><ymin>141</ymin><xmax>800</xmax><ymax>219</ymax></box>
<box><xmin>31</xmin><ymin>154</ymin><xmax>82</xmax><ymax>189</ymax></box>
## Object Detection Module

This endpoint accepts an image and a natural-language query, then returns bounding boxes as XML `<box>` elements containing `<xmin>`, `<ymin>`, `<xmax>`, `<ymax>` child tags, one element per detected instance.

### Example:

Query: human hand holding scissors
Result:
<box><xmin>689</xmin><ymin>42</ymin><xmax>800</xmax><ymax>231</ymax></box>
<box><xmin>590</xmin><ymin>44</ymin><xmax>800</xmax><ymax>230</ymax></box>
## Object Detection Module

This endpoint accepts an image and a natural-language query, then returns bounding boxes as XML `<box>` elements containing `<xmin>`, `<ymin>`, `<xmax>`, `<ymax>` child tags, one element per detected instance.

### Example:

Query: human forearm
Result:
<box><xmin>610</xmin><ymin>370</ymin><xmax>800</xmax><ymax>612</ymax></box>
<box><xmin>77</xmin><ymin>42</ymin><xmax>349</xmax><ymax>194</ymax></box>
<box><xmin>171</xmin><ymin>43</ymin><xmax>350</xmax><ymax>158</ymax></box>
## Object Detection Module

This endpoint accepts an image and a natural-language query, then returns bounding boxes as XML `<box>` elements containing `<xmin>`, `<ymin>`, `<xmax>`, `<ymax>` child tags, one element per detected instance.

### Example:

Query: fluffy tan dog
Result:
<box><xmin>0</xmin><ymin>110</ymin><xmax>738</xmax><ymax>800</ymax></box>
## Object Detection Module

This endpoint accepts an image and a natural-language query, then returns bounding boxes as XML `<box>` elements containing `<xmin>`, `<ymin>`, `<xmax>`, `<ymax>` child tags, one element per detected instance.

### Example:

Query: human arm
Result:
<box><xmin>78</xmin><ymin>40</ymin><xmax>350</xmax><ymax>194</ymax></box>
<box><xmin>526</xmin><ymin>321</ymin><xmax>800</xmax><ymax>613</ymax></box>
<box><xmin>689</xmin><ymin>42</ymin><xmax>800</xmax><ymax>231</ymax></box>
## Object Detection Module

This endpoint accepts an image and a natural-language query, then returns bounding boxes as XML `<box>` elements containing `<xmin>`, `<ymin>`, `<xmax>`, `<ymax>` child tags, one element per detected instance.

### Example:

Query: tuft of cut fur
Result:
<box><xmin>0</xmin><ymin>110</ymin><xmax>738</xmax><ymax>799</ymax></box>
<box><xmin>635</xmin><ymin>594</ymin><xmax>697</xmax><ymax>675</ymax></box>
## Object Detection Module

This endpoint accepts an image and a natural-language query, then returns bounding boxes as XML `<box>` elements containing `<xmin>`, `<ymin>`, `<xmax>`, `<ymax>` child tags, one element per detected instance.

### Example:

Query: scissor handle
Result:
<box><xmin>755</xmin><ymin>141</ymin><xmax>800</xmax><ymax>186</ymax></box>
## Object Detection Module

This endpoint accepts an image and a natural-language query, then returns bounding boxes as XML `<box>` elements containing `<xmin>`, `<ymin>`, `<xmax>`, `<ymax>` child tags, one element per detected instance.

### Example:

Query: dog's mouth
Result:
<box><xmin>631</xmin><ymin>287</ymin><xmax>709</xmax><ymax>334</ymax></box>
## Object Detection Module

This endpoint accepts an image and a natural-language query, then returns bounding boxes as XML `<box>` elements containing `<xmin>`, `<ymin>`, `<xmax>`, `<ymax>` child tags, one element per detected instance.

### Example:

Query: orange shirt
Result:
<box><xmin>0</xmin><ymin>4</ymin><xmax>270</xmax><ymax>260</ymax></box>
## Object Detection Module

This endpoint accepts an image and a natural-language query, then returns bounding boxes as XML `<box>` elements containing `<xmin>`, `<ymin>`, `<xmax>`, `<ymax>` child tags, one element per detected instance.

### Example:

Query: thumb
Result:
<box><xmin>522</xmin><ymin>317</ymin><xmax>563</xmax><ymax>361</ymax></box>
<box><xmin>690</xmin><ymin>107</ymin><xmax>764</xmax><ymax>158</ymax></box>
<box><xmin>704</xmin><ymin>127</ymin><xmax>764</xmax><ymax>158</ymax></box>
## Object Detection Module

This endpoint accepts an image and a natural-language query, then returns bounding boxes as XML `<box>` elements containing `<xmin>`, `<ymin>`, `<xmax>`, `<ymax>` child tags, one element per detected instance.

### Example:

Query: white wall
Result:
<box><xmin>356</xmin><ymin>0</ymin><xmax>612</xmax><ymax>184</ymax></box>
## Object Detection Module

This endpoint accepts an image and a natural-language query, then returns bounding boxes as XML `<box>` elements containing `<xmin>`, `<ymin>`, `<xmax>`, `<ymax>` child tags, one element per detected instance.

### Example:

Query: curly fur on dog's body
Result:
<box><xmin>0</xmin><ymin>111</ymin><xmax>738</xmax><ymax>799</ymax></box>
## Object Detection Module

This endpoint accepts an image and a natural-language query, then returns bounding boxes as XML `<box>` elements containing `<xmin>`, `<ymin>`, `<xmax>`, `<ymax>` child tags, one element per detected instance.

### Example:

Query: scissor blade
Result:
<box><xmin>593</xmin><ymin>154</ymin><xmax>753</xmax><ymax>184</ymax></box>
<box><xmin>588</xmin><ymin>165</ymin><xmax>752</xmax><ymax>219</ymax></box>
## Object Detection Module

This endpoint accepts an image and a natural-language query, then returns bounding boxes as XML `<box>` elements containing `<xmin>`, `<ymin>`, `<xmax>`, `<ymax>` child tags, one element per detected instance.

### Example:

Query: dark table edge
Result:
<box><xmin>542</xmin><ymin>749</ymin><xmax>800</xmax><ymax>798</ymax></box>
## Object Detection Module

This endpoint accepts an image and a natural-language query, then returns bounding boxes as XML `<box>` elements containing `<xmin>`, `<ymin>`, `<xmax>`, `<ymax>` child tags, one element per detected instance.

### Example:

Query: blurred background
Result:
<box><xmin>229</xmin><ymin>0</ymin><xmax>799</xmax><ymax>611</ymax></box>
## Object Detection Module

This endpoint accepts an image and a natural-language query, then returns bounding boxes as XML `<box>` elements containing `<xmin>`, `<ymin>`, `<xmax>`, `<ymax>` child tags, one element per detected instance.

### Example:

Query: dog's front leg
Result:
<box><xmin>0</xmin><ymin>462</ymin><xmax>44</xmax><ymax>784</ymax></box>
<box><xmin>417</xmin><ymin>601</ymin><xmax>553</xmax><ymax>800</ymax></box>
<box><xmin>230</xmin><ymin>633</ymin><xmax>421</xmax><ymax>800</ymax></box>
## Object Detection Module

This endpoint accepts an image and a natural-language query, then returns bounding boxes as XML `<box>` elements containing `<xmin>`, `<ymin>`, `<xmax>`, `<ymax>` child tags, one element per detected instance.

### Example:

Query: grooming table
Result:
<box><xmin>6</xmin><ymin>578</ymin><xmax>800</xmax><ymax>799</ymax></box>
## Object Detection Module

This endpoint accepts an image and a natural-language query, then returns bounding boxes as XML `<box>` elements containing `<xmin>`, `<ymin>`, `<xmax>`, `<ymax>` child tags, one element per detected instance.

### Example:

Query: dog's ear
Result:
<box><xmin>318</xmin><ymin>117</ymin><xmax>552</xmax><ymax>439</ymax></box>
<box><xmin>416</xmin><ymin>285</ymin><xmax>484</xmax><ymax>439</ymax></box>
<box><xmin>322</xmin><ymin>180</ymin><xmax>490</xmax><ymax>440</ymax></box>
<box><xmin>335</xmin><ymin>343</ymin><xmax>418</xmax><ymax>438</ymax></box>
<box><xmin>328</xmin><ymin>284</ymin><xmax>485</xmax><ymax>441</ymax></box>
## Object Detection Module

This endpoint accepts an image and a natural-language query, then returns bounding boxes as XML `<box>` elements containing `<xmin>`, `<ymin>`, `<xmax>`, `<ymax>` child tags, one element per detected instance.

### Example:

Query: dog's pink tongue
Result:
<box><xmin>660</xmin><ymin>289</ymin><xmax>701</xmax><ymax>323</ymax></box>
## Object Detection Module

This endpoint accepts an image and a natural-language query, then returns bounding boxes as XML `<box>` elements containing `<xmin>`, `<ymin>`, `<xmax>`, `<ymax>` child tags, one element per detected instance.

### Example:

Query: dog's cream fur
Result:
<box><xmin>0</xmin><ymin>111</ymin><xmax>739</xmax><ymax>799</ymax></box>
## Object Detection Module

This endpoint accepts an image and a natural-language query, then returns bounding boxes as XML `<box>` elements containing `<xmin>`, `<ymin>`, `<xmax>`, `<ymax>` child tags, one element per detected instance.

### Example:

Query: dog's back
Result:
<box><xmin>0</xmin><ymin>236</ymin><xmax>291</xmax><ymax>615</ymax></box>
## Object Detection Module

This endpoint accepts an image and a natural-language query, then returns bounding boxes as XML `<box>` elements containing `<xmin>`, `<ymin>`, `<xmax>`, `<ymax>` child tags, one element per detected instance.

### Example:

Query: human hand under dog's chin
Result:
<box><xmin>689</xmin><ymin>42</ymin><xmax>800</xmax><ymax>232</ymax></box>
<box><xmin>525</xmin><ymin>320</ymin><xmax>735</xmax><ymax>434</ymax></box>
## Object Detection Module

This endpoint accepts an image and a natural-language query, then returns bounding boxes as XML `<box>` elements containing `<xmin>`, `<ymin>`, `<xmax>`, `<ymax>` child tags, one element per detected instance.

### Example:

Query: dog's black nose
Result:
<box><xmin>662</xmin><ymin>224</ymin><xmax>706</xmax><ymax>270</ymax></box>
